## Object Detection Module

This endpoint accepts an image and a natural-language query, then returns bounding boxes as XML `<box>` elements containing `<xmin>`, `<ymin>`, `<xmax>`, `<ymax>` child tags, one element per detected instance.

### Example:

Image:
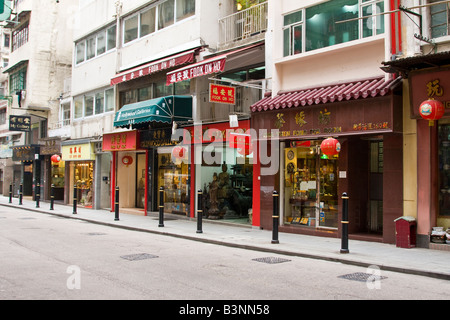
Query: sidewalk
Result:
<box><xmin>2</xmin><ymin>195</ymin><xmax>450</xmax><ymax>280</ymax></box>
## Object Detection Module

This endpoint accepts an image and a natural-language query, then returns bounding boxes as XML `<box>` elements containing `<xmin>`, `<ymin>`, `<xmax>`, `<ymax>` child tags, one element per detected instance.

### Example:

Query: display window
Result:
<box><xmin>199</xmin><ymin>144</ymin><xmax>253</xmax><ymax>222</ymax></box>
<box><xmin>284</xmin><ymin>140</ymin><xmax>338</xmax><ymax>228</ymax></box>
<box><xmin>51</xmin><ymin>160</ymin><xmax>65</xmax><ymax>200</ymax></box>
<box><xmin>157</xmin><ymin>146</ymin><xmax>190</xmax><ymax>215</ymax></box>
<box><xmin>439</xmin><ymin>123</ymin><xmax>450</xmax><ymax>217</ymax></box>
<box><xmin>74</xmin><ymin>161</ymin><xmax>94</xmax><ymax>208</ymax></box>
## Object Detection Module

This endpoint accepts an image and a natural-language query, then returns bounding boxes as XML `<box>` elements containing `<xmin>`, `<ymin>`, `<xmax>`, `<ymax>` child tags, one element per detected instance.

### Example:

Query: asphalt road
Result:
<box><xmin>1</xmin><ymin>205</ymin><xmax>449</xmax><ymax>304</ymax></box>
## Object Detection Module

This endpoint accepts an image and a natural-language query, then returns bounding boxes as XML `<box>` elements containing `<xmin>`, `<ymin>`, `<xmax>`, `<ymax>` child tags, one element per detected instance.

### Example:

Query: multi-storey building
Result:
<box><xmin>251</xmin><ymin>0</ymin><xmax>404</xmax><ymax>243</ymax></box>
<box><xmin>64</xmin><ymin>0</ymin><xmax>267</xmax><ymax>223</ymax></box>
<box><xmin>1</xmin><ymin>0</ymin><xmax>76</xmax><ymax>201</ymax></box>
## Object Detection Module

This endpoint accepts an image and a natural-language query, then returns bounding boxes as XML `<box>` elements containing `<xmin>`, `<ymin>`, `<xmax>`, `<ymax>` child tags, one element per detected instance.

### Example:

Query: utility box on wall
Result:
<box><xmin>394</xmin><ymin>216</ymin><xmax>417</xmax><ymax>248</ymax></box>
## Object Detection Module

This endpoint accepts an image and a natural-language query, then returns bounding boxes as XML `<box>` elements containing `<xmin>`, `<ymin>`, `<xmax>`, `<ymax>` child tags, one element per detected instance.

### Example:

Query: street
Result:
<box><xmin>1</xmin><ymin>205</ymin><xmax>449</xmax><ymax>304</ymax></box>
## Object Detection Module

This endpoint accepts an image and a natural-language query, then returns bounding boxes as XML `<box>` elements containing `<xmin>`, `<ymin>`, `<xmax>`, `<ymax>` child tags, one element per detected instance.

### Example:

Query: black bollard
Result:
<box><xmin>158</xmin><ymin>187</ymin><xmax>164</xmax><ymax>227</ymax></box>
<box><xmin>340</xmin><ymin>192</ymin><xmax>349</xmax><ymax>254</ymax></box>
<box><xmin>72</xmin><ymin>184</ymin><xmax>77</xmax><ymax>214</ymax></box>
<box><xmin>35</xmin><ymin>183</ymin><xmax>40</xmax><ymax>208</ymax></box>
<box><xmin>9</xmin><ymin>184</ymin><xmax>12</xmax><ymax>203</ymax></box>
<box><xmin>50</xmin><ymin>184</ymin><xmax>54</xmax><ymax>210</ymax></box>
<box><xmin>271</xmin><ymin>190</ymin><xmax>279</xmax><ymax>244</ymax></box>
<box><xmin>196</xmin><ymin>189</ymin><xmax>203</xmax><ymax>234</ymax></box>
<box><xmin>114</xmin><ymin>186</ymin><xmax>119</xmax><ymax>221</ymax></box>
<box><xmin>19</xmin><ymin>184</ymin><xmax>23</xmax><ymax>205</ymax></box>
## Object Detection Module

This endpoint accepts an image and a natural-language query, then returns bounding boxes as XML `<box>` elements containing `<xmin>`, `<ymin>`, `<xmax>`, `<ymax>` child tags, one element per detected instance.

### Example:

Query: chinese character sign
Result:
<box><xmin>209</xmin><ymin>83</ymin><xmax>236</xmax><ymax>105</ymax></box>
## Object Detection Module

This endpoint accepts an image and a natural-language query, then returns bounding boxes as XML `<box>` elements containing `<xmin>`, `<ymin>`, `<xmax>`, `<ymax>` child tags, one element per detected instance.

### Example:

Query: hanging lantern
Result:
<box><xmin>419</xmin><ymin>99</ymin><xmax>444</xmax><ymax>126</ymax></box>
<box><xmin>320</xmin><ymin>137</ymin><xmax>341</xmax><ymax>157</ymax></box>
<box><xmin>51</xmin><ymin>154</ymin><xmax>61</xmax><ymax>163</ymax></box>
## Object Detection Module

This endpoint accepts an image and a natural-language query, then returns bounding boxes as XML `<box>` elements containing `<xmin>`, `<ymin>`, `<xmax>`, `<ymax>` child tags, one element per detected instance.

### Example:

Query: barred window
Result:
<box><xmin>10</xmin><ymin>67</ymin><xmax>26</xmax><ymax>92</ymax></box>
<box><xmin>12</xmin><ymin>22</ymin><xmax>29</xmax><ymax>52</ymax></box>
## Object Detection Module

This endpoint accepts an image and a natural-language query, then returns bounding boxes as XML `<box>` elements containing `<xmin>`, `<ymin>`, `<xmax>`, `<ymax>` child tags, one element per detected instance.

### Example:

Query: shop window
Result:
<box><xmin>439</xmin><ymin>124</ymin><xmax>450</xmax><ymax>216</ymax></box>
<box><xmin>75</xmin><ymin>161</ymin><xmax>94</xmax><ymax>208</ymax></box>
<box><xmin>284</xmin><ymin>141</ymin><xmax>338</xmax><ymax>228</ymax></box>
<box><xmin>51</xmin><ymin>160</ymin><xmax>65</xmax><ymax>200</ymax></box>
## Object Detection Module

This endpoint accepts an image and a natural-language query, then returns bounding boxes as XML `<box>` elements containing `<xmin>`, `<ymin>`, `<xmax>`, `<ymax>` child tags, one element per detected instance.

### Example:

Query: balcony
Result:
<box><xmin>218</xmin><ymin>1</ymin><xmax>268</xmax><ymax>50</ymax></box>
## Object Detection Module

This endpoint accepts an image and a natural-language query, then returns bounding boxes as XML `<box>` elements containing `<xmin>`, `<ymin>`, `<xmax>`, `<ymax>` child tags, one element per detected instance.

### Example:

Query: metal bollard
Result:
<box><xmin>196</xmin><ymin>189</ymin><xmax>203</xmax><ymax>234</ymax></box>
<box><xmin>72</xmin><ymin>184</ymin><xmax>77</xmax><ymax>214</ymax></box>
<box><xmin>50</xmin><ymin>184</ymin><xmax>54</xmax><ymax>210</ymax></box>
<box><xmin>9</xmin><ymin>184</ymin><xmax>12</xmax><ymax>203</ymax></box>
<box><xmin>19</xmin><ymin>184</ymin><xmax>23</xmax><ymax>205</ymax></box>
<box><xmin>35</xmin><ymin>183</ymin><xmax>40</xmax><ymax>208</ymax></box>
<box><xmin>271</xmin><ymin>190</ymin><xmax>280</xmax><ymax>244</ymax></box>
<box><xmin>158</xmin><ymin>187</ymin><xmax>164</xmax><ymax>227</ymax></box>
<box><xmin>340</xmin><ymin>192</ymin><xmax>349</xmax><ymax>254</ymax></box>
<box><xmin>114</xmin><ymin>186</ymin><xmax>119</xmax><ymax>221</ymax></box>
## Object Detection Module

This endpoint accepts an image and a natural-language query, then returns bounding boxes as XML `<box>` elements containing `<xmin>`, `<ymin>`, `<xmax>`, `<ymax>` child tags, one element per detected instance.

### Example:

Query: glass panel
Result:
<box><xmin>293</xmin><ymin>25</ymin><xmax>302</xmax><ymax>54</ymax></box>
<box><xmin>97</xmin><ymin>30</ymin><xmax>106</xmax><ymax>55</ymax></box>
<box><xmin>174</xmin><ymin>80</ymin><xmax>190</xmax><ymax>95</ymax></box>
<box><xmin>107</xmin><ymin>25</ymin><xmax>116</xmax><ymax>50</ymax></box>
<box><xmin>74</xmin><ymin>97</ymin><xmax>83</xmax><ymax>118</ymax></box>
<box><xmin>283</xmin><ymin>28</ymin><xmax>290</xmax><ymax>56</ymax></box>
<box><xmin>105</xmin><ymin>88</ymin><xmax>115</xmax><ymax>112</ymax></box>
<box><xmin>95</xmin><ymin>92</ymin><xmax>104</xmax><ymax>114</ymax></box>
<box><xmin>284</xmin><ymin>10</ymin><xmax>302</xmax><ymax>26</ymax></box>
<box><xmin>138</xmin><ymin>86</ymin><xmax>152</xmax><ymax>101</ymax></box>
<box><xmin>305</xmin><ymin>0</ymin><xmax>358</xmax><ymax>52</ymax></box>
<box><xmin>176</xmin><ymin>0</ymin><xmax>195</xmax><ymax>21</ymax></box>
<box><xmin>158</xmin><ymin>0</ymin><xmax>175</xmax><ymax>30</ymax></box>
<box><xmin>318</xmin><ymin>154</ymin><xmax>339</xmax><ymax>228</ymax></box>
<box><xmin>86</xmin><ymin>36</ymin><xmax>96</xmax><ymax>60</ymax></box>
<box><xmin>140</xmin><ymin>7</ymin><xmax>156</xmax><ymax>37</ymax></box>
<box><xmin>76</xmin><ymin>41</ymin><xmax>85</xmax><ymax>64</ymax></box>
<box><xmin>124</xmin><ymin>15</ymin><xmax>139</xmax><ymax>43</ymax></box>
<box><xmin>376</xmin><ymin>2</ymin><xmax>384</xmax><ymax>35</ymax></box>
<box><xmin>85</xmin><ymin>95</ymin><xmax>94</xmax><ymax>117</ymax></box>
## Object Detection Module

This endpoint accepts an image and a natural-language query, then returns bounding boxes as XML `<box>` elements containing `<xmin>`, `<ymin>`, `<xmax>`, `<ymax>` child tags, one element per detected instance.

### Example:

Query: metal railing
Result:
<box><xmin>218</xmin><ymin>2</ymin><xmax>268</xmax><ymax>48</ymax></box>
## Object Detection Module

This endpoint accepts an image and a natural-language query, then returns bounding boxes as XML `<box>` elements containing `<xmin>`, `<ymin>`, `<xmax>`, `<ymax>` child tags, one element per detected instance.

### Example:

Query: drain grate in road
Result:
<box><xmin>338</xmin><ymin>272</ymin><xmax>387</xmax><ymax>282</ymax></box>
<box><xmin>120</xmin><ymin>253</ymin><xmax>158</xmax><ymax>261</ymax></box>
<box><xmin>252</xmin><ymin>257</ymin><xmax>291</xmax><ymax>264</ymax></box>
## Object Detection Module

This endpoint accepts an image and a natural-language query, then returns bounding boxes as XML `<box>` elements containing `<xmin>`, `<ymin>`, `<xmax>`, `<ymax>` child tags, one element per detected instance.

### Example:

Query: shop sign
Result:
<box><xmin>140</xmin><ymin>128</ymin><xmax>177</xmax><ymax>148</ymax></box>
<box><xmin>166</xmin><ymin>57</ymin><xmax>226</xmax><ymax>85</ymax></box>
<box><xmin>103</xmin><ymin>131</ymin><xmax>138</xmax><ymax>151</ymax></box>
<box><xmin>252</xmin><ymin>98</ymin><xmax>395</xmax><ymax>140</ymax></box>
<box><xmin>111</xmin><ymin>50</ymin><xmax>196</xmax><ymax>85</ymax></box>
<box><xmin>183</xmin><ymin>120</ymin><xmax>251</xmax><ymax>144</ymax></box>
<box><xmin>9</xmin><ymin>115</ymin><xmax>31</xmax><ymax>132</ymax></box>
<box><xmin>409</xmin><ymin>68</ymin><xmax>450</xmax><ymax>118</ymax></box>
<box><xmin>40</xmin><ymin>139</ymin><xmax>61</xmax><ymax>155</ymax></box>
<box><xmin>12</xmin><ymin>145</ymin><xmax>38</xmax><ymax>162</ymax></box>
<box><xmin>61</xmin><ymin>143</ymin><xmax>94</xmax><ymax>161</ymax></box>
<box><xmin>209</xmin><ymin>83</ymin><xmax>235</xmax><ymax>105</ymax></box>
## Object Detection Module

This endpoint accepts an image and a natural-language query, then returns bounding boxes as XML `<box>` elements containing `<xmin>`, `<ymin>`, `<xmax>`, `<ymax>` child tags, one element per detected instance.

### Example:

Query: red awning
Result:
<box><xmin>251</xmin><ymin>76</ymin><xmax>402</xmax><ymax>112</ymax></box>
<box><xmin>111</xmin><ymin>49</ymin><xmax>197</xmax><ymax>86</ymax></box>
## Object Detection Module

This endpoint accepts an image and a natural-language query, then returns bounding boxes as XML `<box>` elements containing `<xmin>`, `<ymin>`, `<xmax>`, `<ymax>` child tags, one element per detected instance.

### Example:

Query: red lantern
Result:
<box><xmin>122</xmin><ymin>155</ymin><xmax>133</xmax><ymax>166</ymax></box>
<box><xmin>51</xmin><ymin>154</ymin><xmax>61</xmax><ymax>163</ymax></box>
<box><xmin>320</xmin><ymin>138</ymin><xmax>341</xmax><ymax>156</ymax></box>
<box><xmin>172</xmin><ymin>146</ymin><xmax>185</xmax><ymax>159</ymax></box>
<box><xmin>419</xmin><ymin>99</ymin><xmax>444</xmax><ymax>125</ymax></box>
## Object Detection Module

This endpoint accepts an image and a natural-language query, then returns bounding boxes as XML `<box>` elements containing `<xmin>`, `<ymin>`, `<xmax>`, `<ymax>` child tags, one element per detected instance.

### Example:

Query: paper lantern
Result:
<box><xmin>320</xmin><ymin>137</ymin><xmax>341</xmax><ymax>156</ymax></box>
<box><xmin>51</xmin><ymin>154</ymin><xmax>61</xmax><ymax>163</ymax></box>
<box><xmin>122</xmin><ymin>155</ymin><xmax>133</xmax><ymax>166</ymax></box>
<box><xmin>419</xmin><ymin>99</ymin><xmax>444</xmax><ymax>126</ymax></box>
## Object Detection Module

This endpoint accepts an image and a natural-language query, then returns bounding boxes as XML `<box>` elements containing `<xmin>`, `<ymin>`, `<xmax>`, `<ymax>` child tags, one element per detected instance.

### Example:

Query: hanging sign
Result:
<box><xmin>209</xmin><ymin>83</ymin><xmax>236</xmax><ymax>105</ymax></box>
<box><xmin>9</xmin><ymin>115</ymin><xmax>31</xmax><ymax>132</ymax></box>
<box><xmin>166</xmin><ymin>56</ymin><xmax>227</xmax><ymax>85</ymax></box>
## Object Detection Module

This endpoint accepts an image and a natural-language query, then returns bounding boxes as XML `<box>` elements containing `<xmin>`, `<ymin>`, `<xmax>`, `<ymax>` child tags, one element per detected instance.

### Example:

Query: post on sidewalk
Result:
<box><xmin>73</xmin><ymin>184</ymin><xmax>77</xmax><ymax>215</ymax></box>
<box><xmin>19</xmin><ymin>184</ymin><xmax>23</xmax><ymax>205</ymax></box>
<box><xmin>9</xmin><ymin>184</ymin><xmax>12</xmax><ymax>203</ymax></box>
<box><xmin>158</xmin><ymin>187</ymin><xmax>164</xmax><ymax>227</ymax></box>
<box><xmin>35</xmin><ymin>183</ymin><xmax>40</xmax><ymax>208</ymax></box>
<box><xmin>50</xmin><ymin>184</ymin><xmax>55</xmax><ymax>210</ymax></box>
<box><xmin>114</xmin><ymin>186</ymin><xmax>119</xmax><ymax>221</ymax></box>
<box><xmin>196</xmin><ymin>189</ymin><xmax>203</xmax><ymax>234</ymax></box>
<box><xmin>272</xmin><ymin>190</ymin><xmax>280</xmax><ymax>244</ymax></box>
<box><xmin>340</xmin><ymin>192</ymin><xmax>349</xmax><ymax>254</ymax></box>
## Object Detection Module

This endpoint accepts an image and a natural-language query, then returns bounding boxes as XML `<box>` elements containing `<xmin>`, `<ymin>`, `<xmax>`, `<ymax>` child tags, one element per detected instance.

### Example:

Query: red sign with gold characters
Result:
<box><xmin>209</xmin><ymin>83</ymin><xmax>236</xmax><ymax>105</ymax></box>
<box><xmin>103</xmin><ymin>130</ymin><xmax>138</xmax><ymax>151</ymax></box>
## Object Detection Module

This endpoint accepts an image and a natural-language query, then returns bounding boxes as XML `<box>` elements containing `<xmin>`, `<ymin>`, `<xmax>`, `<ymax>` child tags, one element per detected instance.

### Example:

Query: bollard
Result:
<box><xmin>158</xmin><ymin>187</ymin><xmax>164</xmax><ymax>227</ymax></box>
<box><xmin>19</xmin><ymin>184</ymin><xmax>23</xmax><ymax>205</ymax></box>
<box><xmin>271</xmin><ymin>190</ymin><xmax>280</xmax><ymax>244</ymax></box>
<box><xmin>72</xmin><ymin>184</ymin><xmax>77</xmax><ymax>214</ymax></box>
<box><xmin>50</xmin><ymin>184</ymin><xmax>54</xmax><ymax>210</ymax></box>
<box><xmin>9</xmin><ymin>184</ymin><xmax>12</xmax><ymax>203</ymax></box>
<box><xmin>35</xmin><ymin>183</ymin><xmax>40</xmax><ymax>208</ymax></box>
<box><xmin>340</xmin><ymin>192</ymin><xmax>349</xmax><ymax>254</ymax></box>
<box><xmin>114</xmin><ymin>186</ymin><xmax>119</xmax><ymax>221</ymax></box>
<box><xmin>196</xmin><ymin>189</ymin><xmax>203</xmax><ymax>234</ymax></box>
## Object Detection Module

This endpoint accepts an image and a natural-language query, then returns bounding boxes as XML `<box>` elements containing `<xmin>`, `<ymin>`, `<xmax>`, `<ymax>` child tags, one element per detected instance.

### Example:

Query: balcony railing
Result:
<box><xmin>218</xmin><ymin>1</ymin><xmax>268</xmax><ymax>49</ymax></box>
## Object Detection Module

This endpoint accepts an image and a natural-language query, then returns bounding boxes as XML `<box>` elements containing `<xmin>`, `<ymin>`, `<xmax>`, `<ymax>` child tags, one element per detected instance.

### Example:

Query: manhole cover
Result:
<box><xmin>120</xmin><ymin>253</ymin><xmax>158</xmax><ymax>261</ymax></box>
<box><xmin>252</xmin><ymin>257</ymin><xmax>291</xmax><ymax>264</ymax></box>
<box><xmin>338</xmin><ymin>272</ymin><xmax>387</xmax><ymax>282</ymax></box>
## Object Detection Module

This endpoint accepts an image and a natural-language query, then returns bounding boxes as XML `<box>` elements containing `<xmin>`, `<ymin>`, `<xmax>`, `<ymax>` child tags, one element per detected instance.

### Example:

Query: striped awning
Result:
<box><xmin>251</xmin><ymin>76</ymin><xmax>402</xmax><ymax>112</ymax></box>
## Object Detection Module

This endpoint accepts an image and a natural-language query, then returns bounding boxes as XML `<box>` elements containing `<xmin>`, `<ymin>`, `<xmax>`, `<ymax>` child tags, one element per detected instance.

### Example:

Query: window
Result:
<box><xmin>4</xmin><ymin>33</ymin><xmax>10</xmax><ymax>48</ymax></box>
<box><xmin>12</xmin><ymin>22</ymin><xmax>29</xmax><ymax>52</ymax></box>
<box><xmin>430</xmin><ymin>0</ymin><xmax>450</xmax><ymax>38</ymax></box>
<box><xmin>74</xmin><ymin>88</ymin><xmax>115</xmax><ymax>119</ymax></box>
<box><xmin>74</xmin><ymin>97</ymin><xmax>83</xmax><ymax>119</ymax></box>
<box><xmin>176</xmin><ymin>0</ymin><xmax>195</xmax><ymax>21</ymax></box>
<box><xmin>95</xmin><ymin>92</ymin><xmax>104</xmax><ymax>114</ymax></box>
<box><xmin>61</xmin><ymin>103</ymin><xmax>71</xmax><ymax>126</ymax></box>
<box><xmin>85</xmin><ymin>95</ymin><xmax>94</xmax><ymax>117</ymax></box>
<box><xmin>105</xmin><ymin>88</ymin><xmax>115</xmax><ymax>112</ymax></box>
<box><xmin>0</xmin><ymin>108</ymin><xmax>6</xmax><ymax>125</ymax></box>
<box><xmin>124</xmin><ymin>14</ymin><xmax>139</xmax><ymax>43</ymax></box>
<box><xmin>75</xmin><ymin>24</ymin><xmax>116</xmax><ymax>65</ymax></box>
<box><xmin>10</xmin><ymin>67</ymin><xmax>26</xmax><ymax>92</ymax></box>
<box><xmin>283</xmin><ymin>0</ymin><xmax>385</xmax><ymax>56</ymax></box>
<box><xmin>158</xmin><ymin>0</ymin><xmax>175</xmax><ymax>30</ymax></box>
<box><xmin>140</xmin><ymin>7</ymin><xmax>156</xmax><ymax>37</ymax></box>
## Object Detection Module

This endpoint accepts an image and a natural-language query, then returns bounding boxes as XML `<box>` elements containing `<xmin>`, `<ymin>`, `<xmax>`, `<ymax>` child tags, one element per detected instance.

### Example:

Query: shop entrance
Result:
<box><xmin>136</xmin><ymin>153</ymin><xmax>146</xmax><ymax>208</ymax></box>
<box><xmin>368</xmin><ymin>140</ymin><xmax>383</xmax><ymax>233</ymax></box>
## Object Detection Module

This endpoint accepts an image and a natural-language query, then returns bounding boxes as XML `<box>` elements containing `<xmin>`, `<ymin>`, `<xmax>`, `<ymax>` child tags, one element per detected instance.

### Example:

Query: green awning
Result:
<box><xmin>114</xmin><ymin>95</ymin><xmax>192</xmax><ymax>128</ymax></box>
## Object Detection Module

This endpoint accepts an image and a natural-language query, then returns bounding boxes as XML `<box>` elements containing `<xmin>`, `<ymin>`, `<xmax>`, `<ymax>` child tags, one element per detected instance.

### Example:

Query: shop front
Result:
<box><xmin>61</xmin><ymin>140</ymin><xmax>95</xmax><ymax>208</ymax></box>
<box><xmin>39</xmin><ymin>138</ymin><xmax>64</xmax><ymax>201</ymax></box>
<box><xmin>251</xmin><ymin>76</ymin><xmax>403</xmax><ymax>243</ymax></box>
<box><xmin>11</xmin><ymin>145</ymin><xmax>40</xmax><ymax>198</ymax></box>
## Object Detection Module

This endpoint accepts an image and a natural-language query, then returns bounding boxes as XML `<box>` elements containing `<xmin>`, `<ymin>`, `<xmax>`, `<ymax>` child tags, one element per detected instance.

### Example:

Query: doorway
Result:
<box><xmin>368</xmin><ymin>140</ymin><xmax>383</xmax><ymax>234</ymax></box>
<box><xmin>136</xmin><ymin>153</ymin><xmax>146</xmax><ymax>208</ymax></box>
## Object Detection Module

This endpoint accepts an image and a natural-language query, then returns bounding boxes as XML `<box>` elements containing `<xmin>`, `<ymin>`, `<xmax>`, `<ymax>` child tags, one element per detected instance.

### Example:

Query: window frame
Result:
<box><xmin>75</xmin><ymin>24</ymin><xmax>117</xmax><ymax>66</ymax></box>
